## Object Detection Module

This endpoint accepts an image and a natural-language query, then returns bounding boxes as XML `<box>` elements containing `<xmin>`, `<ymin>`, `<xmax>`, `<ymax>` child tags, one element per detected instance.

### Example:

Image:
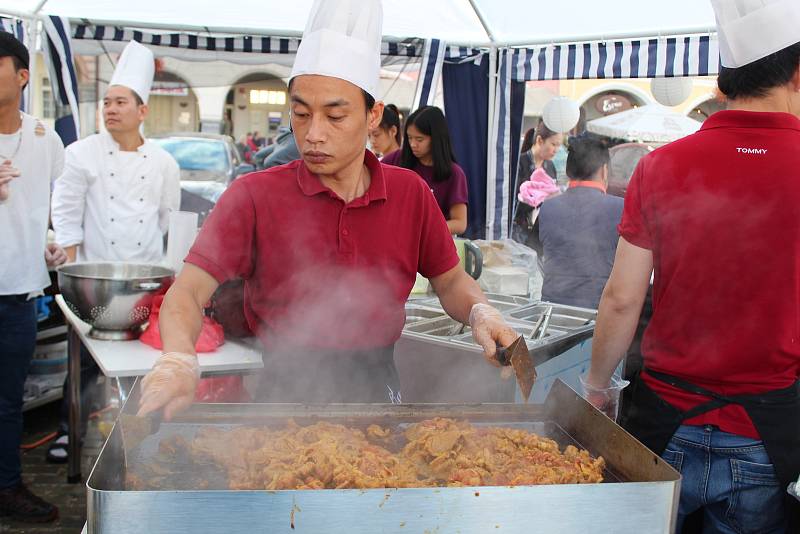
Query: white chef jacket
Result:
<box><xmin>52</xmin><ymin>131</ymin><xmax>181</xmax><ymax>263</ymax></box>
<box><xmin>0</xmin><ymin>113</ymin><xmax>64</xmax><ymax>295</ymax></box>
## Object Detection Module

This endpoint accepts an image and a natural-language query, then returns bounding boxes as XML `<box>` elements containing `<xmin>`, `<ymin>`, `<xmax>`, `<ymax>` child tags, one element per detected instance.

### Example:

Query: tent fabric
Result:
<box><xmin>42</xmin><ymin>15</ymin><xmax>79</xmax><ymax>145</ymax></box>
<box><xmin>442</xmin><ymin>54</ymin><xmax>490</xmax><ymax>240</ymax></box>
<box><xmin>411</xmin><ymin>38</ymin><xmax>445</xmax><ymax>109</ymax></box>
<box><xmin>0</xmin><ymin>0</ymin><xmax>717</xmax><ymax>47</ymax></box>
<box><xmin>511</xmin><ymin>34</ymin><xmax>720</xmax><ymax>82</ymax></box>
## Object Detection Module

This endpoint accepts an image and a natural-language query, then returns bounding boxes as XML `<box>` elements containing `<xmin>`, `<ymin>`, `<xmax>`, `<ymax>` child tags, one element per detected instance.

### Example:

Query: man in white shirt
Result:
<box><xmin>52</xmin><ymin>41</ymin><xmax>180</xmax><ymax>262</ymax></box>
<box><xmin>47</xmin><ymin>41</ymin><xmax>180</xmax><ymax>463</ymax></box>
<box><xmin>0</xmin><ymin>32</ymin><xmax>67</xmax><ymax>524</ymax></box>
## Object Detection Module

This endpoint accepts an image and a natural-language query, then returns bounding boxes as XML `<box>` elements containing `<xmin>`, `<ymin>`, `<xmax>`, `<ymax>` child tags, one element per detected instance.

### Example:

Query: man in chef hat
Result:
<box><xmin>47</xmin><ymin>40</ymin><xmax>180</xmax><ymax>463</ymax></box>
<box><xmin>137</xmin><ymin>0</ymin><xmax>518</xmax><ymax>416</ymax></box>
<box><xmin>585</xmin><ymin>0</ymin><xmax>800</xmax><ymax>531</ymax></box>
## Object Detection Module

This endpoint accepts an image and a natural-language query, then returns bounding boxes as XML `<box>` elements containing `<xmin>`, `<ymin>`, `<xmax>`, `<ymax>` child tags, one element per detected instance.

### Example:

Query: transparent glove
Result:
<box><xmin>579</xmin><ymin>374</ymin><xmax>630</xmax><ymax>421</ymax></box>
<box><xmin>469</xmin><ymin>303</ymin><xmax>519</xmax><ymax>367</ymax></box>
<box><xmin>138</xmin><ymin>352</ymin><xmax>200</xmax><ymax>420</ymax></box>
<box><xmin>0</xmin><ymin>161</ymin><xmax>19</xmax><ymax>202</ymax></box>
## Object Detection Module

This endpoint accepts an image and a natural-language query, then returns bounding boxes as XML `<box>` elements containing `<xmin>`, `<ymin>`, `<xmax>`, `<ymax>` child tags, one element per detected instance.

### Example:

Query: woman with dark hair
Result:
<box><xmin>369</xmin><ymin>103</ymin><xmax>401</xmax><ymax>159</ymax></box>
<box><xmin>512</xmin><ymin>120</ymin><xmax>563</xmax><ymax>245</ymax></box>
<box><xmin>383</xmin><ymin>106</ymin><xmax>468</xmax><ymax>235</ymax></box>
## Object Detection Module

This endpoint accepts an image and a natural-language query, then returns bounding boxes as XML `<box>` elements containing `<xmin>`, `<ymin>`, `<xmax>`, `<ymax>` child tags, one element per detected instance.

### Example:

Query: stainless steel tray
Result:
<box><xmin>415</xmin><ymin>293</ymin><xmax>534</xmax><ymax>313</ymax></box>
<box><xmin>87</xmin><ymin>381</ymin><xmax>679</xmax><ymax>533</ymax></box>
<box><xmin>508</xmin><ymin>302</ymin><xmax>597</xmax><ymax>329</ymax></box>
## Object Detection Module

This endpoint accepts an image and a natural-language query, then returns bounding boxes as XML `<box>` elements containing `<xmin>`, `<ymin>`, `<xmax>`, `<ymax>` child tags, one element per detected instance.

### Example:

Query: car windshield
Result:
<box><xmin>154</xmin><ymin>138</ymin><xmax>229</xmax><ymax>174</ymax></box>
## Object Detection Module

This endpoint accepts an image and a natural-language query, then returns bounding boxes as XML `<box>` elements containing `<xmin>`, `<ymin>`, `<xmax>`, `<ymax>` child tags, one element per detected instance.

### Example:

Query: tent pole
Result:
<box><xmin>484</xmin><ymin>46</ymin><xmax>497</xmax><ymax>238</ymax></box>
<box><xmin>467</xmin><ymin>0</ymin><xmax>496</xmax><ymax>44</ymax></box>
<box><xmin>32</xmin><ymin>0</ymin><xmax>49</xmax><ymax>15</ymax></box>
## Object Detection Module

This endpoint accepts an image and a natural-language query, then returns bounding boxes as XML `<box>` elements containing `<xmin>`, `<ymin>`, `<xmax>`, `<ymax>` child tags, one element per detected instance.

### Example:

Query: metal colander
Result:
<box><xmin>58</xmin><ymin>262</ymin><xmax>174</xmax><ymax>340</ymax></box>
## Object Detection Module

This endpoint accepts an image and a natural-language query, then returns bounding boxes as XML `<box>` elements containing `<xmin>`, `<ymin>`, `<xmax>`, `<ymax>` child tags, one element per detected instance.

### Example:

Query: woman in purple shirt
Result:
<box><xmin>382</xmin><ymin>106</ymin><xmax>468</xmax><ymax>235</ymax></box>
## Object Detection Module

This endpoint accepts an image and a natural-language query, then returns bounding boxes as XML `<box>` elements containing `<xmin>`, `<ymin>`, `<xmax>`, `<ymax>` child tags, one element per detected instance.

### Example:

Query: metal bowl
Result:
<box><xmin>57</xmin><ymin>263</ymin><xmax>174</xmax><ymax>340</ymax></box>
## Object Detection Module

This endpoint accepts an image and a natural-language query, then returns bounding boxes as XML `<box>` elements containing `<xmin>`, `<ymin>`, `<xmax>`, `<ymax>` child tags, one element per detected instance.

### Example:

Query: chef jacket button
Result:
<box><xmin>110</xmin><ymin>195</ymin><xmax>114</xmax><ymax>200</ymax></box>
<box><xmin>108</xmin><ymin>151</ymin><xmax>113</xmax><ymax>155</ymax></box>
<box><xmin>139</xmin><ymin>219</ymin><xmax>143</xmax><ymax>224</ymax></box>
<box><xmin>139</xmin><ymin>198</ymin><xmax>144</xmax><ymax>202</ymax></box>
<box><xmin>111</xmin><ymin>241</ymin><xmax>115</xmax><ymax>245</ymax></box>
<box><xmin>110</xmin><ymin>172</ymin><xmax>115</xmax><ymax>177</ymax></box>
<box><xmin>342</xmin><ymin>229</ymin><xmax>349</xmax><ymax>236</ymax></box>
<box><xmin>141</xmin><ymin>176</ymin><xmax>145</xmax><ymax>180</ymax></box>
<box><xmin>137</xmin><ymin>242</ymin><xmax>141</xmax><ymax>246</ymax></box>
<box><xmin>111</xmin><ymin>218</ymin><xmax>114</xmax><ymax>222</ymax></box>
<box><xmin>143</xmin><ymin>155</ymin><xmax>147</xmax><ymax>158</ymax></box>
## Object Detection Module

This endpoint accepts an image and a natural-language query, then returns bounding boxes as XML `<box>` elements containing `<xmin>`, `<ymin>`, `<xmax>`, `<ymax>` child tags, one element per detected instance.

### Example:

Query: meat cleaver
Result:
<box><xmin>496</xmin><ymin>336</ymin><xmax>537</xmax><ymax>402</ymax></box>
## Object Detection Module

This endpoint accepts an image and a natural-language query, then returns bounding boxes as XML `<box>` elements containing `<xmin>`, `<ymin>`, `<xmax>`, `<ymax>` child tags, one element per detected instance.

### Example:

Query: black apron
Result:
<box><xmin>255</xmin><ymin>345</ymin><xmax>401</xmax><ymax>403</ymax></box>
<box><xmin>621</xmin><ymin>368</ymin><xmax>800</xmax><ymax>527</ymax></box>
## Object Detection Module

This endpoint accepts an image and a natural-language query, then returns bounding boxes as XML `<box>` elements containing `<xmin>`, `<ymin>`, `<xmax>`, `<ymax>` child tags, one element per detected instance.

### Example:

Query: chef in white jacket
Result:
<box><xmin>52</xmin><ymin>40</ymin><xmax>180</xmax><ymax>263</ymax></box>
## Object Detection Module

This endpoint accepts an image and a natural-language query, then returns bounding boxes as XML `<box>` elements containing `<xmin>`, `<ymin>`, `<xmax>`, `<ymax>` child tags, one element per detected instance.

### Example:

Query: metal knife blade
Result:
<box><xmin>120</xmin><ymin>412</ymin><xmax>162</xmax><ymax>467</ymax></box>
<box><xmin>496</xmin><ymin>335</ymin><xmax>537</xmax><ymax>402</ymax></box>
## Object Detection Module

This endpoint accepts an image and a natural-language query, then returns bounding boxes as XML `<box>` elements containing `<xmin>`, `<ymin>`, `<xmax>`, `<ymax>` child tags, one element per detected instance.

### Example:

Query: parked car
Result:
<box><xmin>152</xmin><ymin>132</ymin><xmax>255</xmax><ymax>222</ymax></box>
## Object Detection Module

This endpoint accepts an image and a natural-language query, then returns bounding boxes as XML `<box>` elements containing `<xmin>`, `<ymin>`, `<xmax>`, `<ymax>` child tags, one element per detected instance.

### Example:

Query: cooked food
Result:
<box><xmin>154</xmin><ymin>418</ymin><xmax>606</xmax><ymax>490</ymax></box>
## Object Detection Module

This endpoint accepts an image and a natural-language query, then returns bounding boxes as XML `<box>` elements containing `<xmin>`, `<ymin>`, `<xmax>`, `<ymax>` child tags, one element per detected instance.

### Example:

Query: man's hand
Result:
<box><xmin>44</xmin><ymin>243</ymin><xmax>68</xmax><ymax>268</ymax></box>
<box><xmin>0</xmin><ymin>160</ymin><xmax>20</xmax><ymax>201</ymax></box>
<box><xmin>138</xmin><ymin>352</ymin><xmax>200</xmax><ymax>420</ymax></box>
<box><xmin>469</xmin><ymin>303</ymin><xmax>519</xmax><ymax>367</ymax></box>
<box><xmin>579</xmin><ymin>374</ymin><xmax>630</xmax><ymax>421</ymax></box>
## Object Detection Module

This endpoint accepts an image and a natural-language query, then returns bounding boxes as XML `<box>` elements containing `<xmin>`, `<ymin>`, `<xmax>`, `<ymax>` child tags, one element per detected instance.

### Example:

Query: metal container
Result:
<box><xmin>508</xmin><ymin>302</ymin><xmax>597</xmax><ymax>329</ymax></box>
<box><xmin>397</xmin><ymin>304</ymin><xmax>596</xmax><ymax>403</ymax></box>
<box><xmin>57</xmin><ymin>262</ymin><xmax>174</xmax><ymax>340</ymax></box>
<box><xmin>86</xmin><ymin>380</ymin><xmax>679</xmax><ymax>534</ymax></box>
<box><xmin>404</xmin><ymin>304</ymin><xmax>447</xmax><ymax>326</ymax></box>
<box><xmin>416</xmin><ymin>293</ymin><xmax>534</xmax><ymax>314</ymax></box>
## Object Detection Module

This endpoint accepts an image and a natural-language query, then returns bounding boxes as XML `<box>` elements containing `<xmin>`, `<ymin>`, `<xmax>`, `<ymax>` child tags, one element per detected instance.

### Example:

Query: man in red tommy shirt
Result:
<box><xmin>585</xmin><ymin>1</ymin><xmax>800</xmax><ymax>531</ymax></box>
<box><xmin>137</xmin><ymin>0</ymin><xmax>517</xmax><ymax>414</ymax></box>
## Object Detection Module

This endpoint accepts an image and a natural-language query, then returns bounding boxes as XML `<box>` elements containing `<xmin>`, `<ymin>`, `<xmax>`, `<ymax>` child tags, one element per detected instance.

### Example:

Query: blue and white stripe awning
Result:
<box><xmin>509</xmin><ymin>34</ymin><xmax>719</xmax><ymax>82</ymax></box>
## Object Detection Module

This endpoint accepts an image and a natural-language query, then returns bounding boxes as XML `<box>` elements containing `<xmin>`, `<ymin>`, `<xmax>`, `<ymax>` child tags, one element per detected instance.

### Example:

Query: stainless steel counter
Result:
<box><xmin>87</xmin><ymin>381</ymin><xmax>679</xmax><ymax>533</ymax></box>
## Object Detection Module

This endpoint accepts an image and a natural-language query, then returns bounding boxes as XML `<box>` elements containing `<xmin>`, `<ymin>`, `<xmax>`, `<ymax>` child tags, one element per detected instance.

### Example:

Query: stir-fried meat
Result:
<box><xmin>173</xmin><ymin>418</ymin><xmax>604</xmax><ymax>490</ymax></box>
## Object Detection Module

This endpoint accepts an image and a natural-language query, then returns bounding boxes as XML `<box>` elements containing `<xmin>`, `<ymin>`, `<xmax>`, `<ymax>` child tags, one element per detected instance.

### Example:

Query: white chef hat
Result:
<box><xmin>290</xmin><ymin>0</ymin><xmax>383</xmax><ymax>98</ymax></box>
<box><xmin>711</xmin><ymin>0</ymin><xmax>800</xmax><ymax>68</ymax></box>
<box><xmin>109</xmin><ymin>40</ymin><xmax>155</xmax><ymax>104</ymax></box>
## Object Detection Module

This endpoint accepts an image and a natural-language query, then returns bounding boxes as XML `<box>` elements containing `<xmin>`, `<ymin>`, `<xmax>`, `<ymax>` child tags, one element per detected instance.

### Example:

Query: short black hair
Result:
<box><xmin>287</xmin><ymin>78</ymin><xmax>375</xmax><ymax>111</ymax></box>
<box><xmin>399</xmin><ymin>105</ymin><xmax>456</xmax><ymax>183</ymax></box>
<box><xmin>718</xmin><ymin>43</ymin><xmax>800</xmax><ymax>100</ymax></box>
<box><xmin>378</xmin><ymin>103</ymin><xmax>401</xmax><ymax>145</ymax></box>
<box><xmin>566</xmin><ymin>137</ymin><xmax>609</xmax><ymax>181</ymax></box>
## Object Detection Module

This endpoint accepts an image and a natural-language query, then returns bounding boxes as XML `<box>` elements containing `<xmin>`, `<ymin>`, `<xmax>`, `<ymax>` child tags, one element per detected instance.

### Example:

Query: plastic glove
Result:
<box><xmin>579</xmin><ymin>374</ymin><xmax>630</xmax><ymax>421</ymax></box>
<box><xmin>469</xmin><ymin>303</ymin><xmax>519</xmax><ymax>367</ymax></box>
<box><xmin>138</xmin><ymin>352</ymin><xmax>200</xmax><ymax>420</ymax></box>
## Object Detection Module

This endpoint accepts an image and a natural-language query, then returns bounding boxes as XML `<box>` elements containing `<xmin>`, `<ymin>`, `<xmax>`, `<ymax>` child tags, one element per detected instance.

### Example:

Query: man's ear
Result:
<box><xmin>368</xmin><ymin>101</ymin><xmax>385</xmax><ymax>130</ymax></box>
<box><xmin>139</xmin><ymin>103</ymin><xmax>149</xmax><ymax>122</ymax></box>
<box><xmin>792</xmin><ymin>62</ymin><xmax>800</xmax><ymax>92</ymax></box>
<box><xmin>17</xmin><ymin>68</ymin><xmax>29</xmax><ymax>90</ymax></box>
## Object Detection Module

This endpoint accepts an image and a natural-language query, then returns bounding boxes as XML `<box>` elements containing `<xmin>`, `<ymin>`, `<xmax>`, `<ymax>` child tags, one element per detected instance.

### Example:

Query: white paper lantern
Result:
<box><xmin>650</xmin><ymin>77</ymin><xmax>693</xmax><ymax>107</ymax></box>
<box><xmin>542</xmin><ymin>96</ymin><xmax>580</xmax><ymax>133</ymax></box>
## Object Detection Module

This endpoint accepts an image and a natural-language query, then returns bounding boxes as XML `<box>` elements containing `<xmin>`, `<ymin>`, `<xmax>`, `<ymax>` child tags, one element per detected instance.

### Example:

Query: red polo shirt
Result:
<box><xmin>619</xmin><ymin>110</ymin><xmax>800</xmax><ymax>439</ymax></box>
<box><xmin>185</xmin><ymin>150</ymin><xmax>459</xmax><ymax>351</ymax></box>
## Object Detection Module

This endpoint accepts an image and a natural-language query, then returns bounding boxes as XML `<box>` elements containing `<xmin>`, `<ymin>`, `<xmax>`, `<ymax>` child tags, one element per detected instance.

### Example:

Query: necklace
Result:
<box><xmin>0</xmin><ymin>114</ymin><xmax>23</xmax><ymax>163</ymax></box>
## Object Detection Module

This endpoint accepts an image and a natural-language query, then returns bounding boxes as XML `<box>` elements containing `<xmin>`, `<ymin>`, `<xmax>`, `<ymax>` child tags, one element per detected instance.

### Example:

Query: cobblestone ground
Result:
<box><xmin>1</xmin><ymin>398</ymin><xmax>109</xmax><ymax>534</ymax></box>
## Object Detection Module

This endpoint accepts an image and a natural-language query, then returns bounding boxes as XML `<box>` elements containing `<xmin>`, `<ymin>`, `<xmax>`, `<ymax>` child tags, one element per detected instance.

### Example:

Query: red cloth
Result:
<box><xmin>139</xmin><ymin>295</ymin><xmax>225</xmax><ymax>352</ymax></box>
<box><xmin>619</xmin><ymin>110</ymin><xmax>800</xmax><ymax>439</ymax></box>
<box><xmin>185</xmin><ymin>150</ymin><xmax>459</xmax><ymax>351</ymax></box>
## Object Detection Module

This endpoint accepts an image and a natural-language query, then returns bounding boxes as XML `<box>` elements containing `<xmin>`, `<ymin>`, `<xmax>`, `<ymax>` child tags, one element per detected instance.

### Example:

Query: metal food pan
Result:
<box><xmin>508</xmin><ymin>302</ymin><xmax>597</xmax><ymax>329</ymax></box>
<box><xmin>87</xmin><ymin>380</ymin><xmax>679</xmax><ymax>534</ymax></box>
<box><xmin>403</xmin><ymin>304</ymin><xmax>447</xmax><ymax>326</ymax></box>
<box><xmin>415</xmin><ymin>293</ymin><xmax>534</xmax><ymax>313</ymax></box>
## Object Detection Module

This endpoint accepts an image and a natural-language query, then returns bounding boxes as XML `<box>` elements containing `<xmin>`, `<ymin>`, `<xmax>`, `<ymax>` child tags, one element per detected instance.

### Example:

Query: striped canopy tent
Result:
<box><xmin>0</xmin><ymin>0</ymin><xmax>718</xmax><ymax>238</ymax></box>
